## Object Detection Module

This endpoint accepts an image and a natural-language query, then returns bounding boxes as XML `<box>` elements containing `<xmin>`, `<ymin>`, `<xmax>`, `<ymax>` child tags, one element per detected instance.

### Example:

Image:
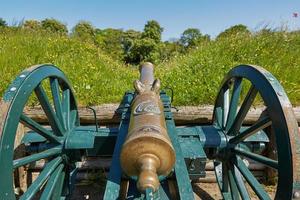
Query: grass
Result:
<box><xmin>1</xmin><ymin>28</ymin><xmax>300</xmax><ymax>106</ymax></box>
<box><xmin>157</xmin><ymin>31</ymin><xmax>300</xmax><ymax>105</ymax></box>
<box><xmin>0</xmin><ymin>28</ymin><xmax>138</xmax><ymax>105</ymax></box>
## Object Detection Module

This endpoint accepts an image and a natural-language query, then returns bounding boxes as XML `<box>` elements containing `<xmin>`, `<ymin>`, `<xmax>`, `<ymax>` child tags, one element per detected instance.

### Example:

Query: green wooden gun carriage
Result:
<box><xmin>0</xmin><ymin>62</ymin><xmax>300</xmax><ymax>200</ymax></box>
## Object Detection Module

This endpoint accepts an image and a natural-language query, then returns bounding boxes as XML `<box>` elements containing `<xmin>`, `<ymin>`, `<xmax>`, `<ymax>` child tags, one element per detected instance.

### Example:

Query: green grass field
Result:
<box><xmin>1</xmin><ymin>29</ymin><xmax>300</xmax><ymax>106</ymax></box>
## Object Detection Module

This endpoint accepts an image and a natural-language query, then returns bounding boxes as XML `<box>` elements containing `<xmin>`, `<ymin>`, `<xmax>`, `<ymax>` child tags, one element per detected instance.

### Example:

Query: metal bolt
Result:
<box><xmin>10</xmin><ymin>87</ymin><xmax>17</xmax><ymax>92</ymax></box>
<box><xmin>14</xmin><ymin>188</ymin><xmax>21</xmax><ymax>195</ymax></box>
<box><xmin>294</xmin><ymin>191</ymin><xmax>300</xmax><ymax>199</ymax></box>
<box><xmin>277</xmin><ymin>91</ymin><xmax>283</xmax><ymax>96</ymax></box>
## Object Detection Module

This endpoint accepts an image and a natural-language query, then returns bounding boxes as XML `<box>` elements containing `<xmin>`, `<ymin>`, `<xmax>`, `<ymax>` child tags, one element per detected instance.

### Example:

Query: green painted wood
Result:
<box><xmin>212</xmin><ymin>65</ymin><xmax>300</xmax><ymax>199</ymax></box>
<box><xmin>52</xmin><ymin>166</ymin><xmax>66</xmax><ymax>200</ymax></box>
<box><xmin>62</xmin><ymin>89</ymin><xmax>70</xmax><ymax>131</ymax></box>
<box><xmin>50</xmin><ymin>78</ymin><xmax>66</xmax><ymax>131</ymax></box>
<box><xmin>233</xmin><ymin>148</ymin><xmax>278</xmax><ymax>169</ymax></box>
<box><xmin>65</xmin><ymin>130</ymin><xmax>95</xmax><ymax>149</ymax></box>
<box><xmin>13</xmin><ymin>146</ymin><xmax>62</xmax><ymax>168</ymax></box>
<box><xmin>0</xmin><ymin>65</ymin><xmax>79</xmax><ymax>199</ymax></box>
<box><xmin>40</xmin><ymin>164</ymin><xmax>64</xmax><ymax>200</ymax></box>
<box><xmin>166</xmin><ymin>117</ymin><xmax>194</xmax><ymax>199</ymax></box>
<box><xmin>35</xmin><ymin>84</ymin><xmax>65</xmax><ymax>136</ymax></box>
<box><xmin>145</xmin><ymin>188</ymin><xmax>153</xmax><ymax>200</ymax></box>
<box><xmin>229</xmin><ymin>116</ymin><xmax>271</xmax><ymax>144</ymax></box>
<box><xmin>235</xmin><ymin>156</ymin><xmax>271</xmax><ymax>200</ymax></box>
<box><xmin>232</xmin><ymin>165</ymin><xmax>250</xmax><ymax>200</ymax></box>
<box><xmin>227</xmin><ymin>86</ymin><xmax>258</xmax><ymax>136</ymax></box>
<box><xmin>160</xmin><ymin>92</ymin><xmax>194</xmax><ymax>199</ymax></box>
<box><xmin>103</xmin><ymin>93</ymin><xmax>132</xmax><ymax>200</ymax></box>
<box><xmin>103</xmin><ymin>121</ymin><xmax>129</xmax><ymax>199</ymax></box>
<box><xmin>227</xmin><ymin>163</ymin><xmax>240</xmax><ymax>200</ymax></box>
<box><xmin>20</xmin><ymin>114</ymin><xmax>61</xmax><ymax>144</ymax></box>
<box><xmin>225</xmin><ymin>78</ymin><xmax>242</xmax><ymax>132</ymax></box>
<box><xmin>19</xmin><ymin>157</ymin><xmax>62</xmax><ymax>200</ymax></box>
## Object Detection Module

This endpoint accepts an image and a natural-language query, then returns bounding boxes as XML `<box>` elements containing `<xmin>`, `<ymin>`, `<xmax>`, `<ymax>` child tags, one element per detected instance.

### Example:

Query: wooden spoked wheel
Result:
<box><xmin>0</xmin><ymin>65</ymin><xmax>79</xmax><ymax>199</ymax></box>
<box><xmin>213</xmin><ymin>65</ymin><xmax>300</xmax><ymax>200</ymax></box>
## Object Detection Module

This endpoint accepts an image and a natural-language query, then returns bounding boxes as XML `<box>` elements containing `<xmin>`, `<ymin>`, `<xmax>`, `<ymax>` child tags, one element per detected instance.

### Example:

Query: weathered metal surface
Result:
<box><xmin>120</xmin><ymin>63</ymin><xmax>175</xmax><ymax>192</ymax></box>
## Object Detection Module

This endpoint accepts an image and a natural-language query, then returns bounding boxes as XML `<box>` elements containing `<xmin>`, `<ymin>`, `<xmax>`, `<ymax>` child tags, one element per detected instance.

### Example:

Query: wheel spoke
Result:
<box><xmin>62</xmin><ymin>89</ymin><xmax>70</xmax><ymax>131</ymax></box>
<box><xmin>235</xmin><ymin>156</ymin><xmax>271</xmax><ymax>200</ymax></box>
<box><xmin>51</xmin><ymin>167</ymin><xmax>66</xmax><ymax>199</ymax></box>
<box><xmin>214</xmin><ymin>86</ymin><xmax>228</xmax><ymax>128</ymax></box>
<box><xmin>214</xmin><ymin>162</ymin><xmax>231</xmax><ymax>199</ymax></box>
<box><xmin>227</xmin><ymin>163</ymin><xmax>240</xmax><ymax>200</ymax></box>
<box><xmin>232</xmin><ymin>164</ymin><xmax>250</xmax><ymax>200</ymax></box>
<box><xmin>50</xmin><ymin>78</ymin><xmax>65</xmax><ymax>131</ymax></box>
<box><xmin>19</xmin><ymin>157</ymin><xmax>62</xmax><ymax>200</ymax></box>
<box><xmin>215</xmin><ymin>107</ymin><xmax>223</xmax><ymax>128</ymax></box>
<box><xmin>40</xmin><ymin>164</ymin><xmax>64</xmax><ymax>200</ymax></box>
<box><xmin>229</xmin><ymin>116</ymin><xmax>272</xmax><ymax>144</ymax></box>
<box><xmin>233</xmin><ymin>148</ymin><xmax>278</xmax><ymax>169</ymax></box>
<box><xmin>222</xmin><ymin>163</ymin><xmax>230</xmax><ymax>193</ymax></box>
<box><xmin>223</xmin><ymin>89</ymin><xmax>230</xmax><ymax>128</ymax></box>
<box><xmin>35</xmin><ymin>84</ymin><xmax>64</xmax><ymax>136</ymax></box>
<box><xmin>20</xmin><ymin>114</ymin><xmax>61</xmax><ymax>143</ymax></box>
<box><xmin>13</xmin><ymin>146</ymin><xmax>62</xmax><ymax>169</ymax></box>
<box><xmin>228</xmin><ymin>85</ymin><xmax>258</xmax><ymax>135</ymax></box>
<box><xmin>225</xmin><ymin>78</ymin><xmax>242</xmax><ymax>132</ymax></box>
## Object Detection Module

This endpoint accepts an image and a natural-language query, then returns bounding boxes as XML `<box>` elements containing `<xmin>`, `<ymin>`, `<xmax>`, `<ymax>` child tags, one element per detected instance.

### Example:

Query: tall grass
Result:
<box><xmin>157</xmin><ymin>31</ymin><xmax>300</xmax><ymax>105</ymax></box>
<box><xmin>0</xmin><ymin>28</ymin><xmax>138</xmax><ymax>105</ymax></box>
<box><xmin>1</xmin><ymin>28</ymin><xmax>300</xmax><ymax>106</ymax></box>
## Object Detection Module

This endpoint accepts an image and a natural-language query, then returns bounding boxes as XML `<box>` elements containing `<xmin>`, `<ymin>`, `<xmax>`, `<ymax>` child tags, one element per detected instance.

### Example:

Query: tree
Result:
<box><xmin>72</xmin><ymin>21</ymin><xmax>95</xmax><ymax>41</ymax></box>
<box><xmin>142</xmin><ymin>20</ymin><xmax>163</xmax><ymax>42</ymax></box>
<box><xmin>217</xmin><ymin>24</ymin><xmax>251</xmax><ymax>39</ymax></box>
<box><xmin>0</xmin><ymin>18</ymin><xmax>7</xmax><ymax>27</ymax></box>
<box><xmin>121</xmin><ymin>29</ymin><xmax>142</xmax><ymax>54</ymax></box>
<box><xmin>95</xmin><ymin>28</ymin><xmax>124</xmax><ymax>59</ymax></box>
<box><xmin>161</xmin><ymin>39</ymin><xmax>183</xmax><ymax>60</ymax></box>
<box><xmin>180</xmin><ymin>28</ymin><xmax>209</xmax><ymax>48</ymax></box>
<box><xmin>123</xmin><ymin>21</ymin><xmax>165</xmax><ymax>64</ymax></box>
<box><xmin>124</xmin><ymin>38</ymin><xmax>161</xmax><ymax>64</ymax></box>
<box><xmin>41</xmin><ymin>18</ymin><xmax>68</xmax><ymax>34</ymax></box>
<box><xmin>23</xmin><ymin>20</ymin><xmax>41</xmax><ymax>30</ymax></box>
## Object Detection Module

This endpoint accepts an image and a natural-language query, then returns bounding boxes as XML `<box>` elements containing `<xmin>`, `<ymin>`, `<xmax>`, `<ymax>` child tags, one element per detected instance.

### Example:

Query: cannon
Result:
<box><xmin>0</xmin><ymin>62</ymin><xmax>300</xmax><ymax>200</ymax></box>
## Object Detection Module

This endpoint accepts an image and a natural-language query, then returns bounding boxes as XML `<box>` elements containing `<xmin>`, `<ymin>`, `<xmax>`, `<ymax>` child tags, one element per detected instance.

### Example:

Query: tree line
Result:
<box><xmin>0</xmin><ymin>17</ymin><xmax>252</xmax><ymax>64</ymax></box>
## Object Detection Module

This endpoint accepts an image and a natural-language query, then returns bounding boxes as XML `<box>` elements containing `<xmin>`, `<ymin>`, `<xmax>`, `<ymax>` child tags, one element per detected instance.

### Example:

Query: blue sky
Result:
<box><xmin>1</xmin><ymin>0</ymin><xmax>299</xmax><ymax>40</ymax></box>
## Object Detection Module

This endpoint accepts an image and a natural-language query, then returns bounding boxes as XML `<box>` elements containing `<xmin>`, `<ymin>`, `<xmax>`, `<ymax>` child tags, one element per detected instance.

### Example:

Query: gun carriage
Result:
<box><xmin>0</xmin><ymin>62</ymin><xmax>299</xmax><ymax>199</ymax></box>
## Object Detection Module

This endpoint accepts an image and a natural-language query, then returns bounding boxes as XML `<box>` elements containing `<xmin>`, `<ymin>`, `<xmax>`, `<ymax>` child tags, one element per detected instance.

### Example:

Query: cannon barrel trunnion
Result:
<box><xmin>0</xmin><ymin>63</ymin><xmax>299</xmax><ymax>200</ymax></box>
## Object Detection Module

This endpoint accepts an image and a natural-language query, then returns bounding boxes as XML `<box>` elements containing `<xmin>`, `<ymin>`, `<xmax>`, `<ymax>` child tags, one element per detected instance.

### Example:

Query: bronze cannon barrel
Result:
<box><xmin>120</xmin><ymin>62</ymin><xmax>176</xmax><ymax>193</ymax></box>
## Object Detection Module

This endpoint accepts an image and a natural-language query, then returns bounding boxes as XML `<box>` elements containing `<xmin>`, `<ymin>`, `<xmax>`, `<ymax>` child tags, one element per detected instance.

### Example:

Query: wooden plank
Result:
<box><xmin>29</xmin><ymin>158</ymin><xmax>266</xmax><ymax>172</ymax></box>
<box><xmin>196</xmin><ymin>171</ymin><xmax>266</xmax><ymax>183</ymax></box>
<box><xmin>24</xmin><ymin>104</ymin><xmax>300</xmax><ymax>125</ymax></box>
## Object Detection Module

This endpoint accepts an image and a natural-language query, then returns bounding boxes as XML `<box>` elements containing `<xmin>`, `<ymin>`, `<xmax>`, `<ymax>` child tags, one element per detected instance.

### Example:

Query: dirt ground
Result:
<box><xmin>70</xmin><ymin>182</ymin><xmax>276</xmax><ymax>199</ymax></box>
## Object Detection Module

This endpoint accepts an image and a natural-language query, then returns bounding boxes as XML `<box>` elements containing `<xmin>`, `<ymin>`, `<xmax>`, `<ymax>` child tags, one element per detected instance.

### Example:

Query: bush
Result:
<box><xmin>217</xmin><ymin>24</ymin><xmax>251</xmax><ymax>40</ymax></box>
<box><xmin>41</xmin><ymin>18</ymin><xmax>68</xmax><ymax>34</ymax></box>
<box><xmin>22</xmin><ymin>20</ymin><xmax>41</xmax><ymax>31</ymax></box>
<box><xmin>0</xmin><ymin>18</ymin><xmax>7</xmax><ymax>27</ymax></box>
<box><xmin>72</xmin><ymin>21</ymin><xmax>95</xmax><ymax>41</ymax></box>
<box><xmin>124</xmin><ymin>38</ymin><xmax>161</xmax><ymax>64</ymax></box>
